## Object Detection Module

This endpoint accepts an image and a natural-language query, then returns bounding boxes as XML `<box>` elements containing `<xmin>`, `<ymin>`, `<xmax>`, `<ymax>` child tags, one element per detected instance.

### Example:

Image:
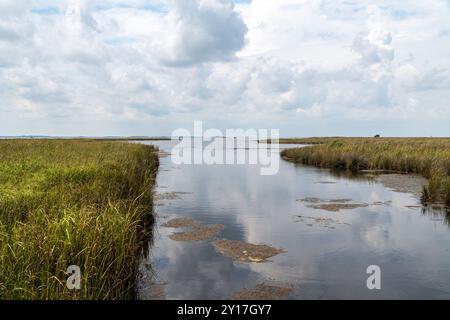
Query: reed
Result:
<box><xmin>0</xmin><ymin>140</ymin><xmax>159</xmax><ymax>299</ymax></box>
<box><xmin>281</xmin><ymin>138</ymin><xmax>450</xmax><ymax>205</ymax></box>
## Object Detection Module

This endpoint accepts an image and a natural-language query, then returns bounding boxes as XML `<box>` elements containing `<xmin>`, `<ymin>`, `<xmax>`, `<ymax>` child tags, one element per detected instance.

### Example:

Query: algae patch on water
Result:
<box><xmin>308</xmin><ymin>203</ymin><xmax>369</xmax><ymax>212</ymax></box>
<box><xmin>213</xmin><ymin>239</ymin><xmax>285</xmax><ymax>263</ymax></box>
<box><xmin>295</xmin><ymin>215</ymin><xmax>350</xmax><ymax>228</ymax></box>
<box><xmin>168</xmin><ymin>224</ymin><xmax>225</xmax><ymax>242</ymax></box>
<box><xmin>298</xmin><ymin>197</ymin><xmax>369</xmax><ymax>212</ymax></box>
<box><xmin>298</xmin><ymin>197</ymin><xmax>353</xmax><ymax>204</ymax></box>
<box><xmin>375</xmin><ymin>174</ymin><xmax>427</xmax><ymax>198</ymax></box>
<box><xmin>162</xmin><ymin>217</ymin><xmax>225</xmax><ymax>241</ymax></box>
<box><xmin>232</xmin><ymin>283</ymin><xmax>293</xmax><ymax>300</ymax></box>
<box><xmin>162</xmin><ymin>217</ymin><xmax>201</xmax><ymax>228</ymax></box>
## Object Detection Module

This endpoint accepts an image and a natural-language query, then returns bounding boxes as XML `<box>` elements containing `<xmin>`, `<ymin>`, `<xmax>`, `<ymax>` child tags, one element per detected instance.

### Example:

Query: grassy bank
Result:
<box><xmin>281</xmin><ymin>138</ymin><xmax>450</xmax><ymax>205</ymax></box>
<box><xmin>92</xmin><ymin>137</ymin><xmax>171</xmax><ymax>141</ymax></box>
<box><xmin>267</xmin><ymin>138</ymin><xmax>332</xmax><ymax>144</ymax></box>
<box><xmin>0</xmin><ymin>140</ymin><xmax>159</xmax><ymax>299</ymax></box>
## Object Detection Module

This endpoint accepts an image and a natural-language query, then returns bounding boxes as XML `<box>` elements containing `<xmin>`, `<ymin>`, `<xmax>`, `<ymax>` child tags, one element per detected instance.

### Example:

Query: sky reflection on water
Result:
<box><xmin>137</xmin><ymin>140</ymin><xmax>450</xmax><ymax>300</ymax></box>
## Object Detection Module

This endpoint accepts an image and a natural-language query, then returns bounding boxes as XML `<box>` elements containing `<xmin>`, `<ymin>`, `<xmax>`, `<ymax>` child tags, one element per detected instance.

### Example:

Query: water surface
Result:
<box><xmin>137</xmin><ymin>140</ymin><xmax>450</xmax><ymax>300</ymax></box>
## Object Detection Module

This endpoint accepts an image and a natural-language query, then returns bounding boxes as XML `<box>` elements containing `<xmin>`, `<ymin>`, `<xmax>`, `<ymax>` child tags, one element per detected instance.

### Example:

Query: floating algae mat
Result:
<box><xmin>162</xmin><ymin>217</ymin><xmax>201</xmax><ymax>228</ymax></box>
<box><xmin>298</xmin><ymin>197</ymin><xmax>369</xmax><ymax>212</ymax></box>
<box><xmin>375</xmin><ymin>174</ymin><xmax>427</xmax><ymax>198</ymax></box>
<box><xmin>295</xmin><ymin>215</ymin><xmax>350</xmax><ymax>228</ymax></box>
<box><xmin>298</xmin><ymin>197</ymin><xmax>354</xmax><ymax>204</ymax></box>
<box><xmin>162</xmin><ymin>217</ymin><xmax>225</xmax><ymax>241</ymax></box>
<box><xmin>213</xmin><ymin>240</ymin><xmax>285</xmax><ymax>263</ymax></box>
<box><xmin>169</xmin><ymin>224</ymin><xmax>225</xmax><ymax>242</ymax></box>
<box><xmin>232</xmin><ymin>283</ymin><xmax>293</xmax><ymax>300</ymax></box>
<box><xmin>372</xmin><ymin>200</ymin><xmax>392</xmax><ymax>206</ymax></box>
<box><xmin>307</xmin><ymin>203</ymin><xmax>369</xmax><ymax>212</ymax></box>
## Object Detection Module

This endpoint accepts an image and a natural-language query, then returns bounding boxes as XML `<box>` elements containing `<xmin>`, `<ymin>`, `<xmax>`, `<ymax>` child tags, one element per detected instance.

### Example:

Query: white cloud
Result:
<box><xmin>160</xmin><ymin>0</ymin><xmax>248</xmax><ymax>66</ymax></box>
<box><xmin>0</xmin><ymin>0</ymin><xmax>449</xmax><ymax>136</ymax></box>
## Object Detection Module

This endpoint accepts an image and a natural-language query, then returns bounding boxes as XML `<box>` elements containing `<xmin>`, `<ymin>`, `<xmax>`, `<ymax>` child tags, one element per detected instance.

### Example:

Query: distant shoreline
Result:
<box><xmin>0</xmin><ymin>136</ymin><xmax>172</xmax><ymax>141</ymax></box>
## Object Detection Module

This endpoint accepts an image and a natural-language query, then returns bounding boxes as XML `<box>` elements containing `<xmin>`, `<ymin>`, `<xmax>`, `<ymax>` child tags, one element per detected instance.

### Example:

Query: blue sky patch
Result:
<box><xmin>31</xmin><ymin>6</ymin><xmax>61</xmax><ymax>15</ymax></box>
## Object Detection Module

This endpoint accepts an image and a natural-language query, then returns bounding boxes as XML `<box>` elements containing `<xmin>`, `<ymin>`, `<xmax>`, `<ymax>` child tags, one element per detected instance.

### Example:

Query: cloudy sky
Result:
<box><xmin>1</xmin><ymin>0</ymin><xmax>449</xmax><ymax>137</ymax></box>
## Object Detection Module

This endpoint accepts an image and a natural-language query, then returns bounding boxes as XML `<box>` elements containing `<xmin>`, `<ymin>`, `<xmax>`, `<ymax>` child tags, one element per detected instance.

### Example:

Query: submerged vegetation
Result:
<box><xmin>281</xmin><ymin>138</ymin><xmax>450</xmax><ymax>205</ymax></box>
<box><xmin>0</xmin><ymin>140</ymin><xmax>159</xmax><ymax>299</ymax></box>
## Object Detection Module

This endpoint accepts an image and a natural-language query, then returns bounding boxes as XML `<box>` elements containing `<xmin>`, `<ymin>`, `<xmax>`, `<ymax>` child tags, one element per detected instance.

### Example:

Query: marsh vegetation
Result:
<box><xmin>0</xmin><ymin>140</ymin><xmax>158</xmax><ymax>299</ymax></box>
<box><xmin>281</xmin><ymin>138</ymin><xmax>450</xmax><ymax>205</ymax></box>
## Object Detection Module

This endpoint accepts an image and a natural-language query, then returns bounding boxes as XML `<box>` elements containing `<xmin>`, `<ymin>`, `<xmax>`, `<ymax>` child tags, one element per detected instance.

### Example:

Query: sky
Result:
<box><xmin>0</xmin><ymin>0</ymin><xmax>449</xmax><ymax>137</ymax></box>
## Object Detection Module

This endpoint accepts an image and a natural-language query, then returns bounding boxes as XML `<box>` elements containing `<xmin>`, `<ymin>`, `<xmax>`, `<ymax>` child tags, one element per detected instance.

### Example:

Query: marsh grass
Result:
<box><xmin>281</xmin><ymin>138</ymin><xmax>450</xmax><ymax>205</ymax></box>
<box><xmin>0</xmin><ymin>140</ymin><xmax>159</xmax><ymax>299</ymax></box>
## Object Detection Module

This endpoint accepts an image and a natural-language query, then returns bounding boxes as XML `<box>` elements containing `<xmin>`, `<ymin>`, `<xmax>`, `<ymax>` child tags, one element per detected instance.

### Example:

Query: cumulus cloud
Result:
<box><xmin>160</xmin><ymin>0</ymin><xmax>248</xmax><ymax>66</ymax></box>
<box><xmin>0</xmin><ymin>0</ymin><xmax>449</xmax><ymax>136</ymax></box>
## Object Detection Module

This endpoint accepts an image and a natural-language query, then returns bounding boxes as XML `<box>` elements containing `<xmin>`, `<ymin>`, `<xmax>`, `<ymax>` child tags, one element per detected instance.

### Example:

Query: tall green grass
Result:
<box><xmin>281</xmin><ymin>138</ymin><xmax>450</xmax><ymax>205</ymax></box>
<box><xmin>0</xmin><ymin>140</ymin><xmax>159</xmax><ymax>299</ymax></box>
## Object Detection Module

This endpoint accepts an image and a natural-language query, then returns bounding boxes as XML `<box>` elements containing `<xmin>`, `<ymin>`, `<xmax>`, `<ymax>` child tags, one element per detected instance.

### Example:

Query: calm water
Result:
<box><xmin>137</xmin><ymin>140</ymin><xmax>450</xmax><ymax>300</ymax></box>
